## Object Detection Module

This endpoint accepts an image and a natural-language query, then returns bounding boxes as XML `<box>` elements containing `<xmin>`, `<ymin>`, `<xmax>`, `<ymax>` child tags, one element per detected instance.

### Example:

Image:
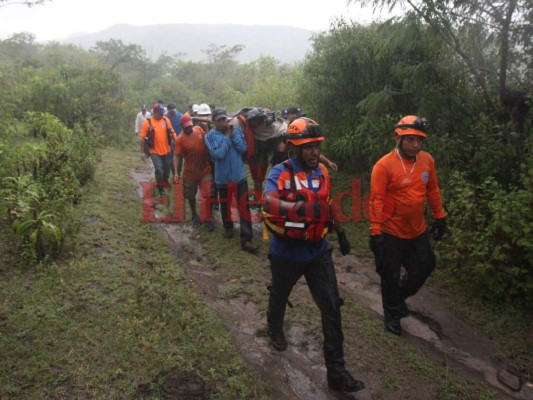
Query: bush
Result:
<box><xmin>0</xmin><ymin>113</ymin><xmax>98</xmax><ymax>262</ymax></box>
<box><xmin>439</xmin><ymin>170</ymin><xmax>533</xmax><ymax>306</ymax></box>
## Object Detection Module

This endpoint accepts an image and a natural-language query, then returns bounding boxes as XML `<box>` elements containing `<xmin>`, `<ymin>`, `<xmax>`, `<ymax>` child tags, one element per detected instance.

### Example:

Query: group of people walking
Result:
<box><xmin>136</xmin><ymin>102</ymin><xmax>446</xmax><ymax>394</ymax></box>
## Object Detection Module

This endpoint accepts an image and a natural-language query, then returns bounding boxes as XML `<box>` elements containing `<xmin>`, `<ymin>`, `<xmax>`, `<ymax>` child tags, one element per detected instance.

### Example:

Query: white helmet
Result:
<box><xmin>197</xmin><ymin>103</ymin><xmax>211</xmax><ymax>116</ymax></box>
<box><xmin>192</xmin><ymin>104</ymin><xmax>199</xmax><ymax>113</ymax></box>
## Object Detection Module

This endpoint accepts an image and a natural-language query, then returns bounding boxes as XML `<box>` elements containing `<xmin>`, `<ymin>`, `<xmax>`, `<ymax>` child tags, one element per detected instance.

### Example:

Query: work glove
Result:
<box><xmin>369</xmin><ymin>234</ymin><xmax>384</xmax><ymax>255</ymax></box>
<box><xmin>336</xmin><ymin>230</ymin><xmax>351</xmax><ymax>256</ymax></box>
<box><xmin>429</xmin><ymin>218</ymin><xmax>446</xmax><ymax>241</ymax></box>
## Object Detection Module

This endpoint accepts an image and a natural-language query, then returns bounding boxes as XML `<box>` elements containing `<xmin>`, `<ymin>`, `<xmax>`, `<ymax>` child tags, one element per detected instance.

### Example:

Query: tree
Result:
<box><xmin>91</xmin><ymin>39</ymin><xmax>148</xmax><ymax>71</ymax></box>
<box><xmin>350</xmin><ymin>0</ymin><xmax>532</xmax><ymax>133</ymax></box>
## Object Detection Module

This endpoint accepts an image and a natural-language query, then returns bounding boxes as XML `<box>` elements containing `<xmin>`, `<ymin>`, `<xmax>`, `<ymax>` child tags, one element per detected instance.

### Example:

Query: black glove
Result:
<box><xmin>429</xmin><ymin>218</ymin><xmax>446</xmax><ymax>241</ymax></box>
<box><xmin>369</xmin><ymin>234</ymin><xmax>384</xmax><ymax>255</ymax></box>
<box><xmin>336</xmin><ymin>230</ymin><xmax>351</xmax><ymax>256</ymax></box>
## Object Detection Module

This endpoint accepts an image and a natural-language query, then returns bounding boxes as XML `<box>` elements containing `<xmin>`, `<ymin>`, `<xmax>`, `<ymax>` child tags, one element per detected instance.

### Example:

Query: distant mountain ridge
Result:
<box><xmin>63</xmin><ymin>23</ymin><xmax>317</xmax><ymax>64</ymax></box>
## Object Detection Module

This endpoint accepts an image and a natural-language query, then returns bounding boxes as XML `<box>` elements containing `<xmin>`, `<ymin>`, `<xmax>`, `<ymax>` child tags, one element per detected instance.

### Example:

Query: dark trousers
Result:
<box><xmin>217</xmin><ymin>180</ymin><xmax>253</xmax><ymax>244</ymax></box>
<box><xmin>150</xmin><ymin>152</ymin><xmax>172</xmax><ymax>194</ymax></box>
<box><xmin>374</xmin><ymin>232</ymin><xmax>436</xmax><ymax>320</ymax></box>
<box><xmin>267</xmin><ymin>247</ymin><xmax>346</xmax><ymax>374</ymax></box>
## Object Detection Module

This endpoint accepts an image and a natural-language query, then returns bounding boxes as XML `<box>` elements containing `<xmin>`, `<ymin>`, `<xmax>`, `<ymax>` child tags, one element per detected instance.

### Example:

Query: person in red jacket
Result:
<box><xmin>369</xmin><ymin>115</ymin><xmax>446</xmax><ymax>336</ymax></box>
<box><xmin>140</xmin><ymin>103</ymin><xmax>176</xmax><ymax>197</ymax></box>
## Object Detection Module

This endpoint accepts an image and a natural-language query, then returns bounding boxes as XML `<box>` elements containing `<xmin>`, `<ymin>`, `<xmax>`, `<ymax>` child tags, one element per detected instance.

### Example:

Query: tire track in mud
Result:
<box><xmin>131</xmin><ymin>163</ymin><xmax>531</xmax><ymax>399</ymax></box>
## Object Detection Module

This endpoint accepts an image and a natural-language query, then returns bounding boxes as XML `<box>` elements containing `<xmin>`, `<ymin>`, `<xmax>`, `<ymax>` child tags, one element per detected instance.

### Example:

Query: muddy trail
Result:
<box><xmin>131</xmin><ymin>163</ymin><xmax>532</xmax><ymax>400</ymax></box>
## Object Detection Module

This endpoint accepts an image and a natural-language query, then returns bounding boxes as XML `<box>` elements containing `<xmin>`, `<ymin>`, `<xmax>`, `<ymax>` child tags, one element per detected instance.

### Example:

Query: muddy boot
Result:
<box><xmin>268</xmin><ymin>328</ymin><xmax>287</xmax><ymax>351</ymax></box>
<box><xmin>384</xmin><ymin>316</ymin><xmax>402</xmax><ymax>336</ymax></box>
<box><xmin>327</xmin><ymin>370</ymin><xmax>365</xmax><ymax>393</ymax></box>
<box><xmin>241</xmin><ymin>241</ymin><xmax>258</xmax><ymax>254</ymax></box>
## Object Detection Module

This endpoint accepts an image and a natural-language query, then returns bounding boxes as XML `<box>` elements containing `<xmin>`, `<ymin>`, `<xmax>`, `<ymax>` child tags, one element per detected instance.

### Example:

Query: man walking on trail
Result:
<box><xmin>165</xmin><ymin>102</ymin><xmax>183</xmax><ymax>157</ymax></box>
<box><xmin>135</xmin><ymin>104</ymin><xmax>150</xmax><ymax>136</ymax></box>
<box><xmin>234</xmin><ymin>107</ymin><xmax>286</xmax><ymax>208</ymax></box>
<box><xmin>139</xmin><ymin>103</ymin><xmax>176</xmax><ymax>197</ymax></box>
<box><xmin>173</xmin><ymin>114</ymin><xmax>214</xmax><ymax>231</ymax></box>
<box><xmin>204</xmin><ymin>108</ymin><xmax>258</xmax><ymax>254</ymax></box>
<box><xmin>165</xmin><ymin>103</ymin><xmax>183</xmax><ymax>135</ymax></box>
<box><xmin>369</xmin><ymin>115</ymin><xmax>446</xmax><ymax>336</ymax></box>
<box><xmin>262</xmin><ymin>117</ymin><xmax>364</xmax><ymax>394</ymax></box>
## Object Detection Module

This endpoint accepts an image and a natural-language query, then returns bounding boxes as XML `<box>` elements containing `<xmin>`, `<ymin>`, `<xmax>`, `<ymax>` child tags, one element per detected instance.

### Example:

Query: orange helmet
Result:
<box><xmin>394</xmin><ymin>115</ymin><xmax>429</xmax><ymax>137</ymax></box>
<box><xmin>286</xmin><ymin>117</ymin><xmax>325</xmax><ymax>146</ymax></box>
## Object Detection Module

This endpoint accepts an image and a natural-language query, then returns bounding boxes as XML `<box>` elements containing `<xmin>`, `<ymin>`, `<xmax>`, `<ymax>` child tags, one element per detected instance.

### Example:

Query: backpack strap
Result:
<box><xmin>283</xmin><ymin>159</ymin><xmax>297</xmax><ymax>193</ymax></box>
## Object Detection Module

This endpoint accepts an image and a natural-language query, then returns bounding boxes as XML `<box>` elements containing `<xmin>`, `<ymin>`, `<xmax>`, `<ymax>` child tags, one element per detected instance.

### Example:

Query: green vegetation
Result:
<box><xmin>0</xmin><ymin>149</ymin><xmax>270</xmax><ymax>399</ymax></box>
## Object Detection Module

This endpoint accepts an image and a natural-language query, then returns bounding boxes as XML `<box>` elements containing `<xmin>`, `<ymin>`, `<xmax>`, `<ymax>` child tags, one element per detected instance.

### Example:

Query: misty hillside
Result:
<box><xmin>63</xmin><ymin>23</ymin><xmax>317</xmax><ymax>64</ymax></box>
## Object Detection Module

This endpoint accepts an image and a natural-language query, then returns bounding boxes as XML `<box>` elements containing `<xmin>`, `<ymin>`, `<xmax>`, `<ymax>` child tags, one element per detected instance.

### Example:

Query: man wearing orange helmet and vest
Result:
<box><xmin>369</xmin><ymin>115</ymin><xmax>446</xmax><ymax>336</ymax></box>
<box><xmin>262</xmin><ymin>117</ymin><xmax>365</xmax><ymax>394</ymax></box>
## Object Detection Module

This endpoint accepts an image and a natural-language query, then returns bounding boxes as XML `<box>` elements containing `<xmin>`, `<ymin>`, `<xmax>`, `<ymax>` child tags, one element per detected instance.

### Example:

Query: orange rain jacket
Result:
<box><xmin>369</xmin><ymin>150</ymin><xmax>445</xmax><ymax>239</ymax></box>
<box><xmin>140</xmin><ymin>116</ymin><xmax>175</xmax><ymax>156</ymax></box>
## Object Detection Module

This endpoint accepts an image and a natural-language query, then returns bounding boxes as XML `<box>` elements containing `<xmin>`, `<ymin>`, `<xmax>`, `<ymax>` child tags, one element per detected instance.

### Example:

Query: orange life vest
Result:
<box><xmin>237</xmin><ymin>114</ymin><xmax>255</xmax><ymax>160</ymax></box>
<box><xmin>263</xmin><ymin>159</ymin><xmax>332</xmax><ymax>244</ymax></box>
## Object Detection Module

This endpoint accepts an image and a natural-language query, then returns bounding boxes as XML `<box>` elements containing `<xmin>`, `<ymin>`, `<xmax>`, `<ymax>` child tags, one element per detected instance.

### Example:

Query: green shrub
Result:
<box><xmin>0</xmin><ymin>113</ymin><xmax>98</xmax><ymax>262</ymax></box>
<box><xmin>440</xmin><ymin>170</ymin><xmax>533</xmax><ymax>306</ymax></box>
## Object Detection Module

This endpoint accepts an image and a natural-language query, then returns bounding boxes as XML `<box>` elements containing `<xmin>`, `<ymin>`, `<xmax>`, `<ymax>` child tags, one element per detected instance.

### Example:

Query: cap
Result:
<box><xmin>212</xmin><ymin>108</ymin><xmax>228</xmax><ymax>121</ymax></box>
<box><xmin>141</xmin><ymin>104</ymin><xmax>147</xmax><ymax>110</ymax></box>
<box><xmin>167</xmin><ymin>102</ymin><xmax>176</xmax><ymax>110</ymax></box>
<box><xmin>286</xmin><ymin>107</ymin><xmax>302</xmax><ymax>115</ymax></box>
<box><xmin>152</xmin><ymin>103</ymin><xmax>165</xmax><ymax>114</ymax></box>
<box><xmin>180</xmin><ymin>114</ymin><xmax>193</xmax><ymax>127</ymax></box>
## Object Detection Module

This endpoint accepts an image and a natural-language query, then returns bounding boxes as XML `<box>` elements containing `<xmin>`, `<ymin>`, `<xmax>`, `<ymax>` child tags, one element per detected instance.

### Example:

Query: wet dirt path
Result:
<box><xmin>131</xmin><ymin>163</ymin><xmax>531</xmax><ymax>399</ymax></box>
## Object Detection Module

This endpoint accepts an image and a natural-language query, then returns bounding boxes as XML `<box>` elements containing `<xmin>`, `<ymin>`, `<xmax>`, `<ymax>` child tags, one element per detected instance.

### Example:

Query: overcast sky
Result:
<box><xmin>0</xmin><ymin>0</ymin><xmax>387</xmax><ymax>42</ymax></box>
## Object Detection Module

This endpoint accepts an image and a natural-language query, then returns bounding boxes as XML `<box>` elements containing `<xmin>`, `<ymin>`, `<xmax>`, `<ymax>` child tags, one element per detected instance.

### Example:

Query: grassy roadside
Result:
<box><xmin>0</xmin><ymin>148</ymin><xmax>270</xmax><ymax>399</ymax></box>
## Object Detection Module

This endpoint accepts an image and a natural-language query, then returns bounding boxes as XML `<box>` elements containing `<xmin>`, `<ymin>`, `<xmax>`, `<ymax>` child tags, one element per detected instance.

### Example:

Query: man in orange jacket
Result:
<box><xmin>140</xmin><ymin>103</ymin><xmax>176</xmax><ymax>197</ymax></box>
<box><xmin>369</xmin><ymin>115</ymin><xmax>446</xmax><ymax>336</ymax></box>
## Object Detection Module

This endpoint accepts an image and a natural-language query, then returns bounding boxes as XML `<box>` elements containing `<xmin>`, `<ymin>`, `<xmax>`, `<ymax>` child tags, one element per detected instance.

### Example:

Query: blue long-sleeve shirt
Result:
<box><xmin>204</xmin><ymin>127</ymin><xmax>248</xmax><ymax>186</ymax></box>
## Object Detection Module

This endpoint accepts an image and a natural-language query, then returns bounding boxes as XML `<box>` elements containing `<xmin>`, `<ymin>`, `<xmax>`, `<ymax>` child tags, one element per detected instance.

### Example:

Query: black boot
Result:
<box><xmin>399</xmin><ymin>299</ymin><xmax>409</xmax><ymax>318</ymax></box>
<box><xmin>384</xmin><ymin>316</ymin><xmax>402</xmax><ymax>336</ymax></box>
<box><xmin>268</xmin><ymin>328</ymin><xmax>287</xmax><ymax>351</ymax></box>
<box><xmin>327</xmin><ymin>370</ymin><xmax>365</xmax><ymax>393</ymax></box>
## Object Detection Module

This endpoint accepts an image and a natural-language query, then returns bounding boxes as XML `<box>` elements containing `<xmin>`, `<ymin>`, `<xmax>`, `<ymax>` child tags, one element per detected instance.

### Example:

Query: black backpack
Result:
<box><xmin>143</xmin><ymin>117</ymin><xmax>173</xmax><ymax>156</ymax></box>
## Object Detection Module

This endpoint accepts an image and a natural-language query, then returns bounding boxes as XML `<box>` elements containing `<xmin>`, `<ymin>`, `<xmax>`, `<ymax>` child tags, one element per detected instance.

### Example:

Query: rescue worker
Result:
<box><xmin>262</xmin><ymin>117</ymin><xmax>364</xmax><ymax>394</ymax></box>
<box><xmin>139</xmin><ymin>103</ymin><xmax>176</xmax><ymax>197</ymax></box>
<box><xmin>369</xmin><ymin>115</ymin><xmax>446</xmax><ymax>336</ymax></box>
<box><xmin>278</xmin><ymin>106</ymin><xmax>338</xmax><ymax>171</ymax></box>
